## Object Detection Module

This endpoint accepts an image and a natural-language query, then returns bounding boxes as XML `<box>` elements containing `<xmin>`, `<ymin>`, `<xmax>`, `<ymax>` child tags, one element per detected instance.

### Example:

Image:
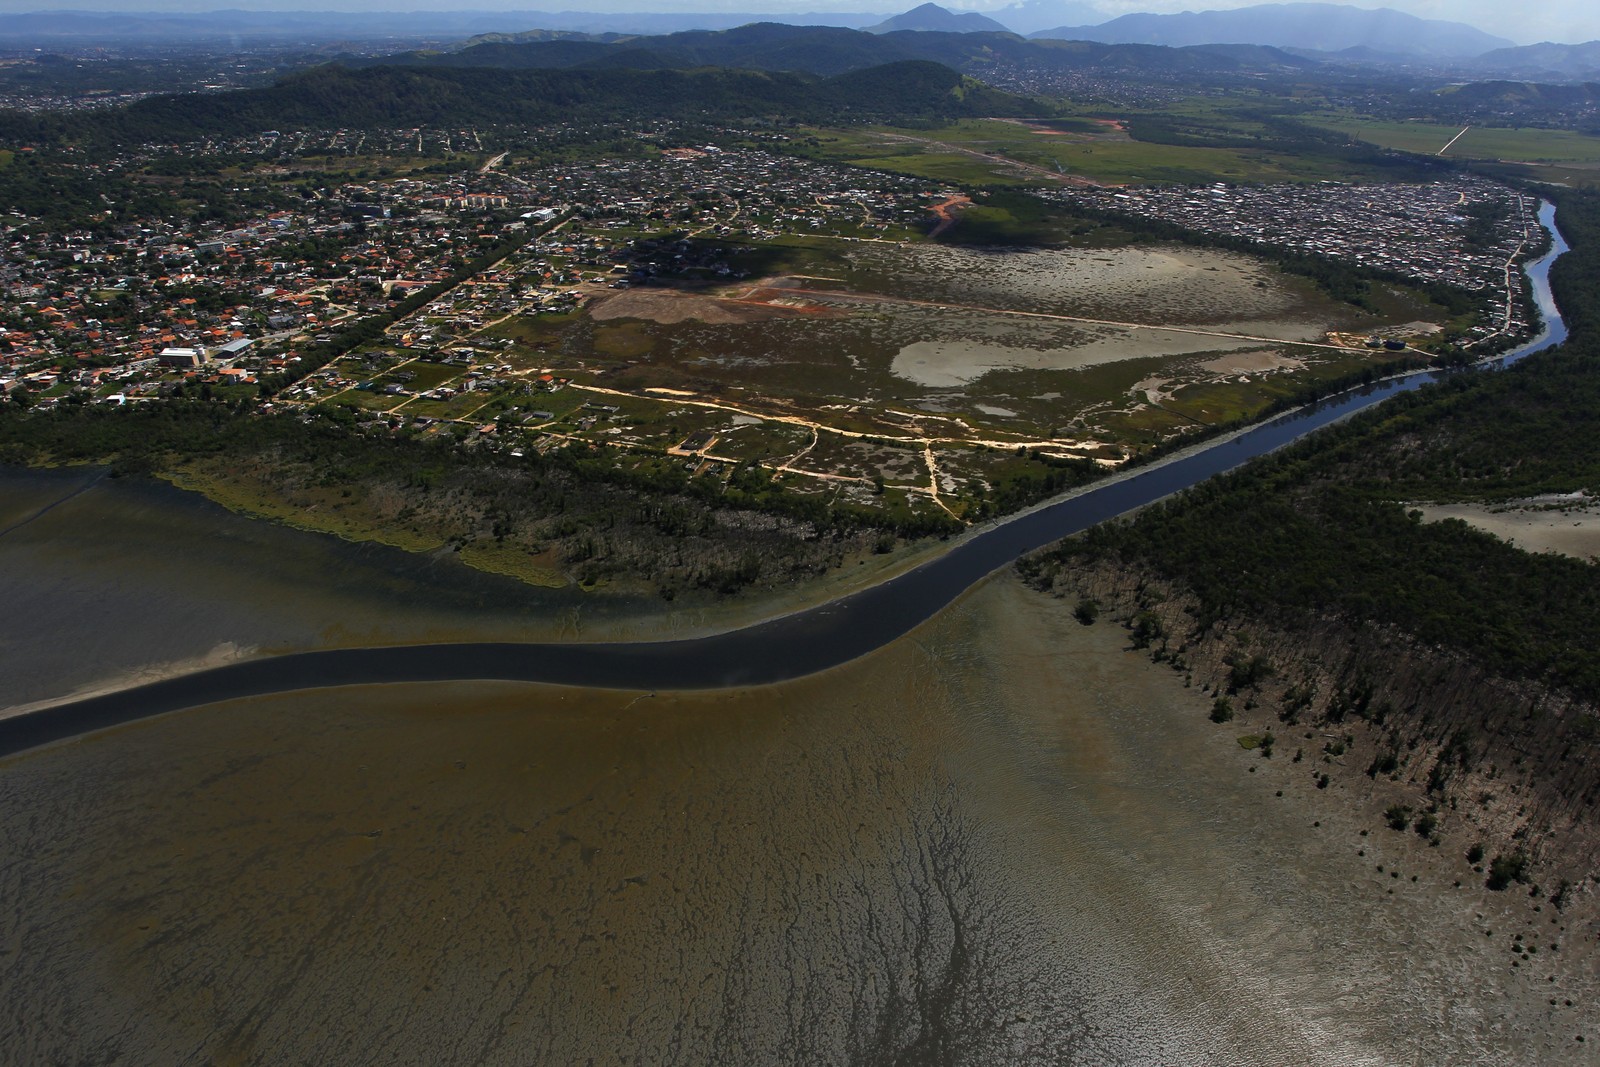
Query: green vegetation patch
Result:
<box><xmin>1025</xmin><ymin>184</ymin><xmax>1600</xmax><ymax>701</ymax></box>
<box><xmin>799</xmin><ymin>109</ymin><xmax>1433</xmax><ymax>190</ymax></box>
<box><xmin>1305</xmin><ymin>113</ymin><xmax>1600</xmax><ymax>165</ymax></box>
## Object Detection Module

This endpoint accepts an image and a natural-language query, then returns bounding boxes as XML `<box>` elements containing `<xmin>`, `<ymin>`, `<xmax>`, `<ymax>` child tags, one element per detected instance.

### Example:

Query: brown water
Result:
<box><xmin>4</xmin><ymin>577</ymin><xmax>1593</xmax><ymax>1065</ymax></box>
<box><xmin>0</xmin><ymin>467</ymin><xmax>916</xmax><ymax>710</ymax></box>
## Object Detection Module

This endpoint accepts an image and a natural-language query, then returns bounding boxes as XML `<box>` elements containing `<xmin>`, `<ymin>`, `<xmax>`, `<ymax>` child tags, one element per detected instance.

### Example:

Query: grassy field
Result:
<box><xmin>799</xmin><ymin>116</ymin><xmax>1408</xmax><ymax>188</ymax></box>
<box><xmin>1305</xmin><ymin>114</ymin><xmax>1600</xmax><ymax>164</ymax></box>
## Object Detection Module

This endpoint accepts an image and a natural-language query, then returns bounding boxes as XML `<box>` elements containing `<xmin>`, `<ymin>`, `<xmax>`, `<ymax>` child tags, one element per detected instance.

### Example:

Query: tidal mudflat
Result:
<box><xmin>3</xmin><ymin>576</ymin><xmax>1593</xmax><ymax>1065</ymax></box>
<box><xmin>0</xmin><ymin>467</ymin><xmax>936</xmax><ymax>710</ymax></box>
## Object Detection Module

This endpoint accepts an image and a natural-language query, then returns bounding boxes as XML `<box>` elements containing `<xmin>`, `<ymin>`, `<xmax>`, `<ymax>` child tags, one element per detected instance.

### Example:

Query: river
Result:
<box><xmin>0</xmin><ymin>202</ymin><xmax>1570</xmax><ymax>756</ymax></box>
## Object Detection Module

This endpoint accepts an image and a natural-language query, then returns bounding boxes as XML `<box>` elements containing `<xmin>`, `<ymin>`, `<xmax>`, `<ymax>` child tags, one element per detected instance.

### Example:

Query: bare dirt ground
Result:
<box><xmin>1416</xmin><ymin>500</ymin><xmax>1600</xmax><ymax>560</ymax></box>
<box><xmin>586</xmin><ymin>287</ymin><xmax>771</xmax><ymax>325</ymax></box>
<box><xmin>1198</xmin><ymin>349</ymin><xmax>1308</xmax><ymax>375</ymax></box>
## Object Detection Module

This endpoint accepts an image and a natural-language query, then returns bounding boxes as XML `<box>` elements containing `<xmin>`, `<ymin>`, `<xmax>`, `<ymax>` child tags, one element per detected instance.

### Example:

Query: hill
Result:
<box><xmin>387</xmin><ymin>20</ymin><xmax>1322</xmax><ymax>80</ymax></box>
<box><xmin>0</xmin><ymin>59</ymin><xmax>1042</xmax><ymax>146</ymax></box>
<box><xmin>1030</xmin><ymin>3</ymin><xmax>1512</xmax><ymax>59</ymax></box>
<box><xmin>1434</xmin><ymin>79</ymin><xmax>1600</xmax><ymax>113</ymax></box>
<box><xmin>868</xmin><ymin>4</ymin><xmax>1012</xmax><ymax>35</ymax></box>
<box><xmin>1469</xmin><ymin>41</ymin><xmax>1600</xmax><ymax>82</ymax></box>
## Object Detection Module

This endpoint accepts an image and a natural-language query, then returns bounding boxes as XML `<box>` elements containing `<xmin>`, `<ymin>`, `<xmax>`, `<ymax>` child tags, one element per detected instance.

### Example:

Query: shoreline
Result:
<box><xmin>0</xmin><ymin>202</ymin><xmax>1569</xmax><ymax>738</ymax></box>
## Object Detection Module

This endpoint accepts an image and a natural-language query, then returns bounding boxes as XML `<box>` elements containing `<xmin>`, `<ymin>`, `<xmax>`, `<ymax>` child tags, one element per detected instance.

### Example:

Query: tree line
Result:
<box><xmin>1026</xmin><ymin>183</ymin><xmax>1600</xmax><ymax>702</ymax></box>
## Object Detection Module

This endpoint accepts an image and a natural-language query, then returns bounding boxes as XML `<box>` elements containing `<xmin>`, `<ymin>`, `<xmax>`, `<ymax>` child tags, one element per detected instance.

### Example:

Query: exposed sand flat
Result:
<box><xmin>849</xmin><ymin>242</ymin><xmax>1313</xmax><ymax>325</ymax></box>
<box><xmin>1416</xmin><ymin>501</ymin><xmax>1600</xmax><ymax>561</ymax></box>
<box><xmin>1199</xmin><ymin>349</ymin><xmax>1307</xmax><ymax>375</ymax></box>
<box><xmin>2</xmin><ymin>576</ymin><xmax>1593</xmax><ymax>1064</ymax></box>
<box><xmin>892</xmin><ymin>330</ymin><xmax>1314</xmax><ymax>387</ymax></box>
<box><xmin>0</xmin><ymin>467</ymin><xmax>951</xmax><ymax>710</ymax></box>
<box><xmin>0</xmin><ymin>642</ymin><xmax>254</xmax><ymax>721</ymax></box>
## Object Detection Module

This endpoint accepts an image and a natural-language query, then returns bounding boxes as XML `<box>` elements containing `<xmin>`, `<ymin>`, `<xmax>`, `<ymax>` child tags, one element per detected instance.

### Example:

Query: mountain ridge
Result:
<box><xmin>1030</xmin><ymin>3</ymin><xmax>1512</xmax><ymax>59</ymax></box>
<box><xmin>868</xmin><ymin>3</ymin><xmax>1012</xmax><ymax>36</ymax></box>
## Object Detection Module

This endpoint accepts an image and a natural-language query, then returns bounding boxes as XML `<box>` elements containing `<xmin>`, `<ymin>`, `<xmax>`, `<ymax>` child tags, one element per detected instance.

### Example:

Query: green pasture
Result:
<box><xmin>1305</xmin><ymin>114</ymin><xmax>1600</xmax><ymax>164</ymax></box>
<box><xmin>806</xmin><ymin>117</ymin><xmax>1406</xmax><ymax>188</ymax></box>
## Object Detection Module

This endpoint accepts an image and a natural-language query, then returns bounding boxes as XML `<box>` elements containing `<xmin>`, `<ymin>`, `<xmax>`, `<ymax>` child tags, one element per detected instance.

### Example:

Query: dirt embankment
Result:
<box><xmin>1027</xmin><ymin>554</ymin><xmax>1600</xmax><ymax>906</ymax></box>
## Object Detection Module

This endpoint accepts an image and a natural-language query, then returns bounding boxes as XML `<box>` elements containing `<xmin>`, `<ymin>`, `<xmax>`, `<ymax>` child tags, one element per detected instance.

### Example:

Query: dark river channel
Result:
<box><xmin>0</xmin><ymin>202</ymin><xmax>1570</xmax><ymax>755</ymax></box>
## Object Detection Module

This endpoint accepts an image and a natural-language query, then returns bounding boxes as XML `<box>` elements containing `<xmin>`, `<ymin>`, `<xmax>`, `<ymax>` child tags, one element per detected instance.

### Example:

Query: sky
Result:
<box><xmin>0</xmin><ymin>1</ymin><xmax>1593</xmax><ymax>45</ymax></box>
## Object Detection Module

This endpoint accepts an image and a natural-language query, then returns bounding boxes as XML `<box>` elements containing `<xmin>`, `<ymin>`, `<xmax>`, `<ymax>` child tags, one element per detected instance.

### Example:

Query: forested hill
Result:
<box><xmin>380</xmin><ymin>22</ymin><xmax>1318</xmax><ymax>79</ymax></box>
<box><xmin>0</xmin><ymin>59</ymin><xmax>1039</xmax><ymax>147</ymax></box>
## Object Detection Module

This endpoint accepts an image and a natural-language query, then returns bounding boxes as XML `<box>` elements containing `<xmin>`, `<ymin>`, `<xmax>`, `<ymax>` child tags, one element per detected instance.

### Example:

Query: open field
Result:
<box><xmin>1306</xmin><ymin>114</ymin><xmax>1600</xmax><ymax>165</ymax></box>
<box><xmin>798</xmin><ymin>116</ymin><xmax>1417</xmax><ymax>188</ymax></box>
<box><xmin>445</xmin><ymin>234</ymin><xmax>1448</xmax><ymax>517</ymax></box>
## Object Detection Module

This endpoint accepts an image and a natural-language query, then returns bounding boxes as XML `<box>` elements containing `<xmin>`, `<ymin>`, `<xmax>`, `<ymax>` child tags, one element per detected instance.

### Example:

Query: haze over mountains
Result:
<box><xmin>398</xmin><ymin>20</ymin><xmax>1318</xmax><ymax>79</ymax></box>
<box><xmin>1027</xmin><ymin>3</ymin><xmax>1513</xmax><ymax>59</ymax></box>
<box><xmin>1</xmin><ymin>2</ymin><xmax>1596</xmax><ymax>79</ymax></box>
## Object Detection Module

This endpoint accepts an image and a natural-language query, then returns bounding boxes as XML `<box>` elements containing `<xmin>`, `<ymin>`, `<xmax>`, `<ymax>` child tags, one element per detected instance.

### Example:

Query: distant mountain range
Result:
<box><xmin>992</xmin><ymin>1</ymin><xmax>1109</xmax><ymax>37</ymax></box>
<box><xmin>4</xmin><ymin>4</ymin><xmax>1597</xmax><ymax>82</ymax></box>
<box><xmin>389</xmin><ymin>20</ymin><xmax>1318</xmax><ymax>80</ymax></box>
<box><xmin>1028</xmin><ymin>3</ymin><xmax>1514</xmax><ymax>59</ymax></box>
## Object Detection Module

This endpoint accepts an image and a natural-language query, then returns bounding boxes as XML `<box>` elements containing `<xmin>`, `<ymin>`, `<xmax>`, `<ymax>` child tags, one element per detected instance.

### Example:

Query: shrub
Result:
<box><xmin>1487</xmin><ymin>852</ymin><xmax>1529</xmax><ymax>891</ymax></box>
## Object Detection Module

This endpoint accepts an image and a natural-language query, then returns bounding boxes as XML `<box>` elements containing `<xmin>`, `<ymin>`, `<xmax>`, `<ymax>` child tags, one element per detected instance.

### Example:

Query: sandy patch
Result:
<box><xmin>587</xmin><ymin>288</ymin><xmax>756</xmax><ymax>325</ymax></box>
<box><xmin>1</xmin><ymin>642</ymin><xmax>256</xmax><ymax>720</ymax></box>
<box><xmin>1415</xmin><ymin>500</ymin><xmax>1600</xmax><ymax>560</ymax></box>
<box><xmin>891</xmin><ymin>328</ymin><xmax>1317</xmax><ymax>387</ymax></box>
<box><xmin>853</xmin><ymin>243</ymin><xmax>1312</xmax><ymax>326</ymax></box>
<box><xmin>1198</xmin><ymin>349</ymin><xmax>1307</xmax><ymax>375</ymax></box>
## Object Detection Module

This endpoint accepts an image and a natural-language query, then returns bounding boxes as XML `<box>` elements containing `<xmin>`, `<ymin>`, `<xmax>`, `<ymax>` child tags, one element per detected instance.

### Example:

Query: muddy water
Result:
<box><xmin>0</xmin><ymin>467</ymin><xmax>896</xmax><ymax>710</ymax></box>
<box><xmin>3</xmin><ymin>577</ymin><xmax>1593</xmax><ymax>1065</ymax></box>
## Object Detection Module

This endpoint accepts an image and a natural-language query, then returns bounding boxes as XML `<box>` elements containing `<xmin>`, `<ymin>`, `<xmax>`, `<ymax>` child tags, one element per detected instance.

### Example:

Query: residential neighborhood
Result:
<box><xmin>0</xmin><ymin>130</ymin><xmax>938</xmax><ymax>409</ymax></box>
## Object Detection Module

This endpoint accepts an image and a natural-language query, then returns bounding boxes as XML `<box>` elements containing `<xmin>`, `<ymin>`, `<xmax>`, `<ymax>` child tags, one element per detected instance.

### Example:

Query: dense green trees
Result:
<box><xmin>1025</xmin><ymin>185</ymin><xmax>1600</xmax><ymax>701</ymax></box>
<box><xmin>0</xmin><ymin>60</ymin><xmax>1038</xmax><ymax>151</ymax></box>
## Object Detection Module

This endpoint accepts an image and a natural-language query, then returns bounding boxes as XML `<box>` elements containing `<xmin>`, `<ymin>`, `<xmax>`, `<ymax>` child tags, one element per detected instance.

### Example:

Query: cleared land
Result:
<box><xmin>454</xmin><ymin>235</ymin><xmax>1444</xmax><ymax>518</ymax></box>
<box><xmin>1307</xmin><ymin>114</ymin><xmax>1600</xmax><ymax>166</ymax></box>
<box><xmin>1415</xmin><ymin>498</ymin><xmax>1600</xmax><ymax>561</ymax></box>
<box><xmin>1305</xmin><ymin>114</ymin><xmax>1600</xmax><ymax>183</ymax></box>
<box><xmin>798</xmin><ymin>115</ymin><xmax>1421</xmax><ymax>188</ymax></box>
